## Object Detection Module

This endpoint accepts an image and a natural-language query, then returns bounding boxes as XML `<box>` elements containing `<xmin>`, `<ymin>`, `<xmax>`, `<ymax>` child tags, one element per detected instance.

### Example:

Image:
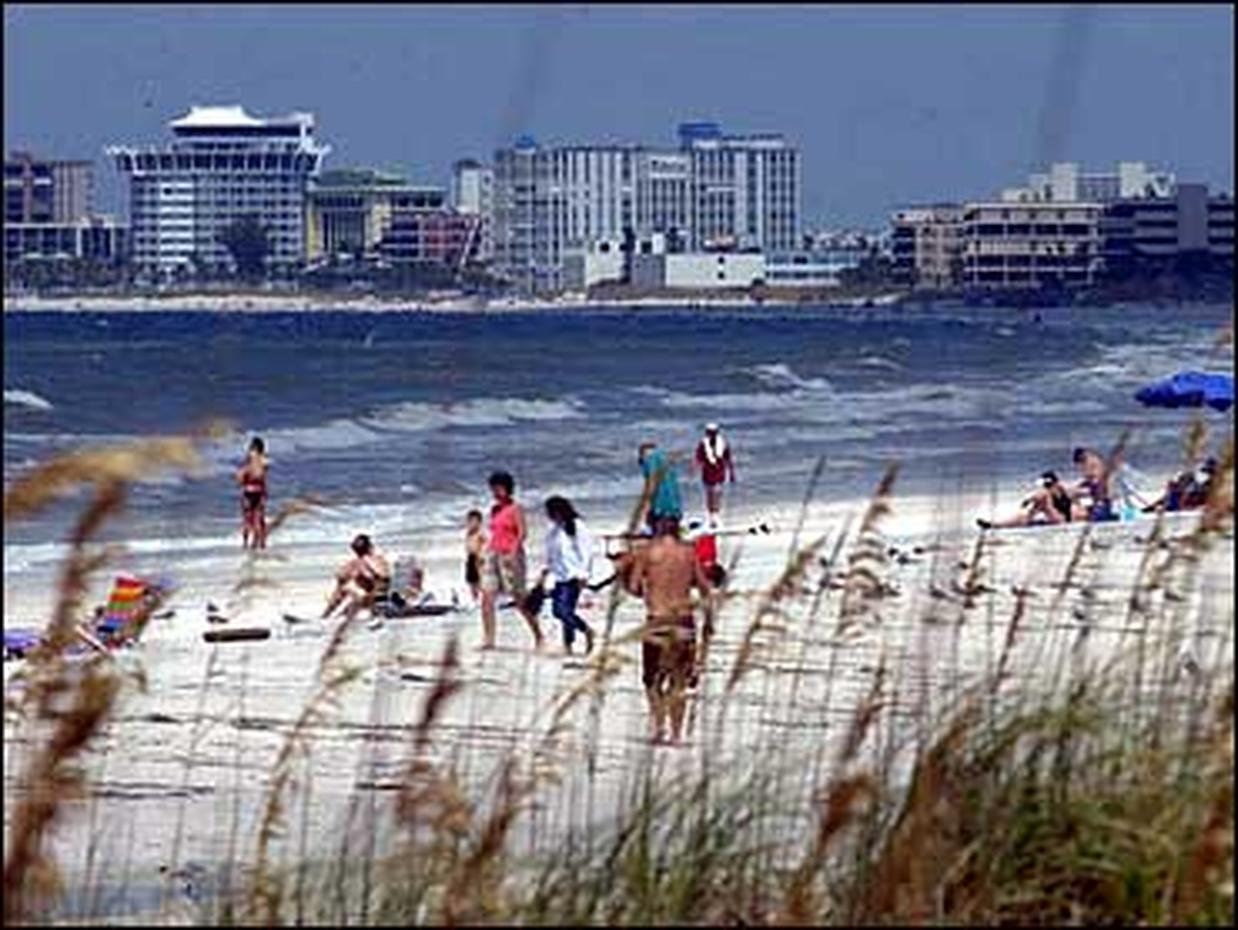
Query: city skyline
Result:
<box><xmin>4</xmin><ymin>4</ymin><xmax>1234</xmax><ymax>227</ymax></box>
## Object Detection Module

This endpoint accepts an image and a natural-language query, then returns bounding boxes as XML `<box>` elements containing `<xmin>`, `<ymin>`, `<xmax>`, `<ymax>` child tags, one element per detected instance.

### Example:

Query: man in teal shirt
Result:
<box><xmin>638</xmin><ymin>442</ymin><xmax>684</xmax><ymax>532</ymax></box>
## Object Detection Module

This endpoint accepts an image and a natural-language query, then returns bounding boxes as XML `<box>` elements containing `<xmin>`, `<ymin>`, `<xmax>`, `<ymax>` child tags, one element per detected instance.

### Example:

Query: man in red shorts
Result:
<box><xmin>625</xmin><ymin>515</ymin><xmax>714</xmax><ymax>744</ymax></box>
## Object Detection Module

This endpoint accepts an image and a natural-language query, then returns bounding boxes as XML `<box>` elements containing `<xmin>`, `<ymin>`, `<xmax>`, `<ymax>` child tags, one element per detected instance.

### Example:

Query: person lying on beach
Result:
<box><xmin>323</xmin><ymin>534</ymin><xmax>391</xmax><ymax>622</ymax></box>
<box><xmin>978</xmin><ymin>448</ymin><xmax>1119</xmax><ymax>530</ymax></box>
<box><xmin>1143</xmin><ymin>457</ymin><xmax>1217</xmax><ymax>514</ymax></box>
<box><xmin>625</xmin><ymin>515</ymin><xmax>714</xmax><ymax>745</ymax></box>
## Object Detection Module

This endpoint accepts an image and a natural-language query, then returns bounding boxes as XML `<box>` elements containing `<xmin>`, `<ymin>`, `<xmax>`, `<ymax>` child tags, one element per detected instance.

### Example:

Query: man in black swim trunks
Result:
<box><xmin>625</xmin><ymin>515</ymin><xmax>714</xmax><ymax>745</ymax></box>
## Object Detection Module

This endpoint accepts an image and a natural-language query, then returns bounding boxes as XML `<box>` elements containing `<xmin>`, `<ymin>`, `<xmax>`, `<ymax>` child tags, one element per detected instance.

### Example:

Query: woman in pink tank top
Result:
<box><xmin>489</xmin><ymin>496</ymin><xmax>523</xmax><ymax>555</ymax></box>
<box><xmin>479</xmin><ymin>470</ymin><xmax>544</xmax><ymax>650</ymax></box>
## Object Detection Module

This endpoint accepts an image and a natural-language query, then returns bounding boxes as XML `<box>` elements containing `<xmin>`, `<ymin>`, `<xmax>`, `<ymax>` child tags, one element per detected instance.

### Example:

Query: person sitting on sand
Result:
<box><xmin>978</xmin><ymin>448</ymin><xmax>1120</xmax><ymax>530</ymax></box>
<box><xmin>387</xmin><ymin>555</ymin><xmax>427</xmax><ymax>612</ymax></box>
<box><xmin>625</xmin><ymin>515</ymin><xmax>714</xmax><ymax>745</ymax></box>
<box><xmin>1072</xmin><ymin>446</ymin><xmax>1118</xmax><ymax>523</ymax></box>
<box><xmin>323</xmin><ymin>534</ymin><xmax>391</xmax><ymax>622</ymax></box>
<box><xmin>1144</xmin><ymin>457</ymin><xmax>1217</xmax><ymax>514</ymax></box>
<box><xmin>977</xmin><ymin>470</ymin><xmax>1077</xmax><ymax>530</ymax></box>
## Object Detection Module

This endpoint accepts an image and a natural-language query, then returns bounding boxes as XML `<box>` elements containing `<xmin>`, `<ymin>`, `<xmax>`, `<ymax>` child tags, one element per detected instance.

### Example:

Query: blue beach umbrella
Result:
<box><xmin>1134</xmin><ymin>371</ymin><xmax>1234</xmax><ymax>413</ymax></box>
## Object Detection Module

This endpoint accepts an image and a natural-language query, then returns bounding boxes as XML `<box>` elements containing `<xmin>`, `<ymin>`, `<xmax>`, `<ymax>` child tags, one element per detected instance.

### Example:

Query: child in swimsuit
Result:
<box><xmin>464</xmin><ymin>509</ymin><xmax>486</xmax><ymax>603</ymax></box>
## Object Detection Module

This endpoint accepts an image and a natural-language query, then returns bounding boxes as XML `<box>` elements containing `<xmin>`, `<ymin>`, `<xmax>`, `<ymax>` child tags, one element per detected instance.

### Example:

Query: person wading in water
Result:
<box><xmin>236</xmin><ymin>436</ymin><xmax>269</xmax><ymax>550</ymax></box>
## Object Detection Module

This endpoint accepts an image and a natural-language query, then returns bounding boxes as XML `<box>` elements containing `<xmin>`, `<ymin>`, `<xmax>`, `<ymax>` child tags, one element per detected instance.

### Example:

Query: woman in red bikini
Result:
<box><xmin>236</xmin><ymin>436</ymin><xmax>269</xmax><ymax>550</ymax></box>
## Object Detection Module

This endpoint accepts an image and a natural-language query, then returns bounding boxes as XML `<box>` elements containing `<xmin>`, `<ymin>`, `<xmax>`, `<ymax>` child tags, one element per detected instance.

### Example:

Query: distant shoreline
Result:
<box><xmin>3</xmin><ymin>291</ymin><xmax>906</xmax><ymax>314</ymax></box>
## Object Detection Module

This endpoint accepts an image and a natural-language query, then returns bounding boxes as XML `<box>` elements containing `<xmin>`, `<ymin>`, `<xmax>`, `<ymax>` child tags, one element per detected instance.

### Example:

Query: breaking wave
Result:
<box><xmin>5</xmin><ymin>388</ymin><xmax>54</xmax><ymax>411</ymax></box>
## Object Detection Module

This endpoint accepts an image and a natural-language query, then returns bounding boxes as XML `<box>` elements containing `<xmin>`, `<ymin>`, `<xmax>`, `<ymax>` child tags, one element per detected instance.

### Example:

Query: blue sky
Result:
<box><xmin>4</xmin><ymin>4</ymin><xmax>1233</xmax><ymax>227</ymax></box>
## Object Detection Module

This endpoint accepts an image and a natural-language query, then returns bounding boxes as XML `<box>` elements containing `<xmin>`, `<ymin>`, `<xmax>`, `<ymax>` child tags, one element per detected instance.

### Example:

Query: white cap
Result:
<box><xmin>705</xmin><ymin>422</ymin><xmax>720</xmax><ymax>432</ymax></box>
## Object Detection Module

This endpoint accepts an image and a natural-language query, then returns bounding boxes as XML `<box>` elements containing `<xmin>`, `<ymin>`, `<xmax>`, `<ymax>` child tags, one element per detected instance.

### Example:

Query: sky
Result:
<box><xmin>4</xmin><ymin>4</ymin><xmax>1234</xmax><ymax>227</ymax></box>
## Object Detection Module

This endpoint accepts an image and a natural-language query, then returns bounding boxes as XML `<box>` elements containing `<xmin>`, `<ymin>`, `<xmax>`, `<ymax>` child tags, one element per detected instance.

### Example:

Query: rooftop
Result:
<box><xmin>169</xmin><ymin>105</ymin><xmax>314</xmax><ymax>129</ymax></box>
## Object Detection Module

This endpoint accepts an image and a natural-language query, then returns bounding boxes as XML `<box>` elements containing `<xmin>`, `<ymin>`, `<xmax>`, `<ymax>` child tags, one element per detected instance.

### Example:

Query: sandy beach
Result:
<box><xmin>5</xmin><ymin>302</ymin><xmax>1232</xmax><ymax>921</ymax></box>
<box><xmin>4</xmin><ymin>484</ymin><xmax>1232</xmax><ymax>920</ymax></box>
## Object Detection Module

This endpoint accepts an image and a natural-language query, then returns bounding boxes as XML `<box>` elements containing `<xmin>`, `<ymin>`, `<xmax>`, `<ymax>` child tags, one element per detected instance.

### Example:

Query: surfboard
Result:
<box><xmin>203</xmin><ymin>627</ymin><xmax>271</xmax><ymax>644</ymax></box>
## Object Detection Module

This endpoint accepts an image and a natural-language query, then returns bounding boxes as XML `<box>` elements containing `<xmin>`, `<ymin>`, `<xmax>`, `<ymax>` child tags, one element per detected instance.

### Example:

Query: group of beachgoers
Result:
<box><xmin>976</xmin><ymin>445</ymin><xmax>1220</xmax><ymax>531</ymax></box>
<box><xmin>233</xmin><ymin>427</ymin><xmax>1219</xmax><ymax>744</ymax></box>
<box><xmin>235</xmin><ymin>424</ymin><xmax>738</xmax><ymax>744</ymax></box>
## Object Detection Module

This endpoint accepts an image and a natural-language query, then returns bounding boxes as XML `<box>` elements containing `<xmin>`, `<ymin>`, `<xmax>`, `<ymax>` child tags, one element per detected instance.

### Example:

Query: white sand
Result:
<box><xmin>3</xmin><ymin>488</ymin><xmax>1232</xmax><ymax>919</ymax></box>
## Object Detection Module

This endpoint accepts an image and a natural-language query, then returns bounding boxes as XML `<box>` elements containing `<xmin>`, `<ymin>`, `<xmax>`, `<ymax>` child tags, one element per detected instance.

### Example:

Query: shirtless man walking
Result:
<box><xmin>625</xmin><ymin>515</ymin><xmax>713</xmax><ymax>744</ymax></box>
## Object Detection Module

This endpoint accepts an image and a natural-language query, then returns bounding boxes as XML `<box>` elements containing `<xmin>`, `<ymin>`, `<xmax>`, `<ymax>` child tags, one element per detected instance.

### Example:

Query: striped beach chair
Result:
<box><xmin>96</xmin><ymin>575</ymin><xmax>150</xmax><ymax>646</ymax></box>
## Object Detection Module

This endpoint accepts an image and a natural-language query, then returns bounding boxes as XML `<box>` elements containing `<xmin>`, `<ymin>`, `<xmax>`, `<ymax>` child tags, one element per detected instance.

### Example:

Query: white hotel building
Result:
<box><xmin>108</xmin><ymin>105</ymin><xmax>329</xmax><ymax>278</ymax></box>
<box><xmin>492</xmin><ymin>122</ymin><xmax>800</xmax><ymax>294</ymax></box>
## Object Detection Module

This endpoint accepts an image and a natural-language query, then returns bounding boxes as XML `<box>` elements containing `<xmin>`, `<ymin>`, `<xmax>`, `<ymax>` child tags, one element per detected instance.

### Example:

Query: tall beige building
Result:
<box><xmin>891</xmin><ymin>204</ymin><xmax>964</xmax><ymax>289</ymax></box>
<box><xmin>5</xmin><ymin>151</ymin><xmax>94</xmax><ymax>223</ymax></box>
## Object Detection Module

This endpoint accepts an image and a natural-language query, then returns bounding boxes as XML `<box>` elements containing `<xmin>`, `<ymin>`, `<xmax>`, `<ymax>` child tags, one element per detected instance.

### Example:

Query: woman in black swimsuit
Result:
<box><xmin>236</xmin><ymin>436</ymin><xmax>269</xmax><ymax>550</ymax></box>
<box><xmin>978</xmin><ymin>471</ymin><xmax>1079</xmax><ymax>530</ymax></box>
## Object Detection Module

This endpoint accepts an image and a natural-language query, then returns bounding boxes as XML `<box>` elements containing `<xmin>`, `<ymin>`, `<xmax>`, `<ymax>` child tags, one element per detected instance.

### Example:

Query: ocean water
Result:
<box><xmin>4</xmin><ymin>303</ymin><xmax>1233</xmax><ymax>578</ymax></box>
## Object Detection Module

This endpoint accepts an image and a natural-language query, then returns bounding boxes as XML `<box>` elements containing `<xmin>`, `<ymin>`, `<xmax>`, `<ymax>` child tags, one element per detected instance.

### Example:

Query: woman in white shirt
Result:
<box><xmin>540</xmin><ymin>495</ymin><xmax>597</xmax><ymax>655</ymax></box>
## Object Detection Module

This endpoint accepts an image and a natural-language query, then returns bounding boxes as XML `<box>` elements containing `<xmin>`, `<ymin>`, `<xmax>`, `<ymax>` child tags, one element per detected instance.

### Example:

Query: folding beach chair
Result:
<box><xmin>96</xmin><ymin>574</ymin><xmax>150</xmax><ymax>646</ymax></box>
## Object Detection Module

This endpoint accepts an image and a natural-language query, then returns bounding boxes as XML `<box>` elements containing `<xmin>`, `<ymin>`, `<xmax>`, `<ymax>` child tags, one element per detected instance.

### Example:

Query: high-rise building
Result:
<box><xmin>3</xmin><ymin>152</ymin><xmax>130</xmax><ymax>271</ymax></box>
<box><xmin>677</xmin><ymin>122</ymin><xmax>800</xmax><ymax>253</ymax></box>
<box><xmin>107</xmin><ymin>105</ymin><xmax>330</xmax><ymax>278</ymax></box>
<box><xmin>451</xmin><ymin>159</ymin><xmax>494</xmax><ymax>262</ymax></box>
<box><xmin>491</xmin><ymin>122</ymin><xmax>801</xmax><ymax>293</ymax></box>
<box><xmin>493</xmin><ymin>137</ymin><xmax>648</xmax><ymax>293</ymax></box>
<box><xmin>5</xmin><ymin>151</ymin><xmax>94</xmax><ymax>224</ymax></box>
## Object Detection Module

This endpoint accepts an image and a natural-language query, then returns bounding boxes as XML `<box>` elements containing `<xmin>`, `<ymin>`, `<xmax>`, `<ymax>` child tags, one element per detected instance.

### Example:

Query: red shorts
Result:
<box><xmin>642</xmin><ymin>615</ymin><xmax>698</xmax><ymax>691</ymax></box>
